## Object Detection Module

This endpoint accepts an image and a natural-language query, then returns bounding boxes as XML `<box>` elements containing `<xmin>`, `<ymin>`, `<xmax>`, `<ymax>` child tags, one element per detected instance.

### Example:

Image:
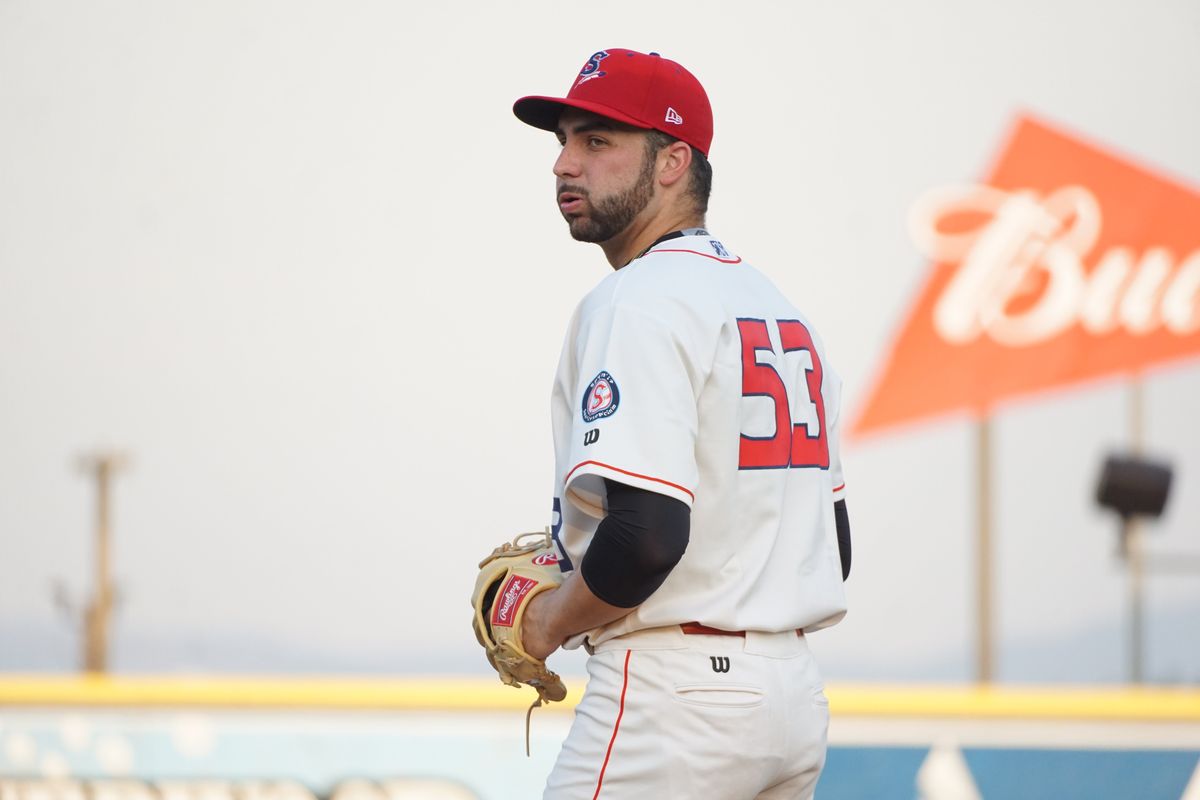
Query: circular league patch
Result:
<box><xmin>582</xmin><ymin>371</ymin><xmax>620</xmax><ymax>423</ymax></box>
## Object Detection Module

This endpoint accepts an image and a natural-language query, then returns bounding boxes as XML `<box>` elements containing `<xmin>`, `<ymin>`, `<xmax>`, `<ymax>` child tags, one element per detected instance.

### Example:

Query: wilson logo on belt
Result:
<box><xmin>491</xmin><ymin>575</ymin><xmax>538</xmax><ymax>627</ymax></box>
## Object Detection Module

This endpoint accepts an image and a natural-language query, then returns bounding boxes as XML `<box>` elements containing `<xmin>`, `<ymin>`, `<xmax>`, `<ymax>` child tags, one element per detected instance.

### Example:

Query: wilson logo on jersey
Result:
<box><xmin>491</xmin><ymin>575</ymin><xmax>538</xmax><ymax>628</ymax></box>
<box><xmin>582</xmin><ymin>371</ymin><xmax>620</xmax><ymax>423</ymax></box>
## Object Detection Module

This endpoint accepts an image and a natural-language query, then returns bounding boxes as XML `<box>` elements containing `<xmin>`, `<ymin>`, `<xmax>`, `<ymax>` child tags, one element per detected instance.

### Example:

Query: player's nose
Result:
<box><xmin>553</xmin><ymin>145</ymin><xmax>581</xmax><ymax>179</ymax></box>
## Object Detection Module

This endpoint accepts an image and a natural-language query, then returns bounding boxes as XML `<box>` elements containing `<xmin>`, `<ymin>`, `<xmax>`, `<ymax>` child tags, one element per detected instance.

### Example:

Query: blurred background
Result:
<box><xmin>2</xmin><ymin>1</ymin><xmax>1199</xmax><ymax>798</ymax></box>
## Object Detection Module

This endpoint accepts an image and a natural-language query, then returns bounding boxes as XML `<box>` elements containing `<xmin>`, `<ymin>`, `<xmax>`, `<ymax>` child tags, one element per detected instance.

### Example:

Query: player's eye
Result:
<box><xmin>587</xmin><ymin>136</ymin><xmax>607</xmax><ymax>148</ymax></box>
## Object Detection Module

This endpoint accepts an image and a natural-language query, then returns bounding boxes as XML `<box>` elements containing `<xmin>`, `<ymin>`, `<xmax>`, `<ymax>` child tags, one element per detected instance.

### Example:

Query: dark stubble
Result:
<box><xmin>560</xmin><ymin>145</ymin><xmax>657</xmax><ymax>243</ymax></box>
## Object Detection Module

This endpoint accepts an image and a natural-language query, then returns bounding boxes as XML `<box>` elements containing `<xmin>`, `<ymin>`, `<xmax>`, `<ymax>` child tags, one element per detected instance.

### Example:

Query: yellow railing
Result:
<box><xmin>2</xmin><ymin>676</ymin><xmax>1199</xmax><ymax>721</ymax></box>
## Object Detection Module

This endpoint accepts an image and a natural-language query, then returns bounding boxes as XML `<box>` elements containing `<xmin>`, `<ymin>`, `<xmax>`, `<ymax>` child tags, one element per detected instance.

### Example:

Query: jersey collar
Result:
<box><xmin>630</xmin><ymin>227</ymin><xmax>710</xmax><ymax>264</ymax></box>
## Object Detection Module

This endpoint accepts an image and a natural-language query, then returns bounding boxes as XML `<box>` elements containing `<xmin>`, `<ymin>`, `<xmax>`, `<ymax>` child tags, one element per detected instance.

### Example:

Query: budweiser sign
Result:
<box><xmin>852</xmin><ymin>115</ymin><xmax>1200</xmax><ymax>437</ymax></box>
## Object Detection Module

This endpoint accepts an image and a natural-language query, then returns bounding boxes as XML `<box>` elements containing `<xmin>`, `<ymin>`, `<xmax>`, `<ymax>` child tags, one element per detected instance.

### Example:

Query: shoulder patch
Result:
<box><xmin>582</xmin><ymin>371</ymin><xmax>620</xmax><ymax>423</ymax></box>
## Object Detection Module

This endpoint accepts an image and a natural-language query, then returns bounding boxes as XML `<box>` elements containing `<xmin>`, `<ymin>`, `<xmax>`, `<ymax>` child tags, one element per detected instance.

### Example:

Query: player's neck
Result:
<box><xmin>601</xmin><ymin>207</ymin><xmax>706</xmax><ymax>270</ymax></box>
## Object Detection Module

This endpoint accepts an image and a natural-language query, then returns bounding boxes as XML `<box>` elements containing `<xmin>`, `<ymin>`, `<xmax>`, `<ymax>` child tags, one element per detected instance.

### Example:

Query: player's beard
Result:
<box><xmin>561</xmin><ymin>153</ymin><xmax>656</xmax><ymax>244</ymax></box>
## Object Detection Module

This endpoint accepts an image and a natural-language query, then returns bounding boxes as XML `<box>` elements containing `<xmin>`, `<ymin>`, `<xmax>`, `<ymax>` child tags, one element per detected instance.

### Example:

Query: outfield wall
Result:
<box><xmin>1</xmin><ymin>677</ymin><xmax>1198</xmax><ymax>799</ymax></box>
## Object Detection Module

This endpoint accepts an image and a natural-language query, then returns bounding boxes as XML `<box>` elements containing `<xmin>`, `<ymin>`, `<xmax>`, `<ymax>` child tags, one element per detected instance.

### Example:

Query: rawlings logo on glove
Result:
<box><xmin>492</xmin><ymin>575</ymin><xmax>539</xmax><ymax>627</ymax></box>
<box><xmin>470</xmin><ymin>531</ymin><xmax>568</xmax><ymax>752</ymax></box>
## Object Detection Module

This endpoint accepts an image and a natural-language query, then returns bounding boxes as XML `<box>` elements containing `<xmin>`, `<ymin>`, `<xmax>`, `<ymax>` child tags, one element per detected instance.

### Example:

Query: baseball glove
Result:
<box><xmin>471</xmin><ymin>531</ymin><xmax>568</xmax><ymax>708</ymax></box>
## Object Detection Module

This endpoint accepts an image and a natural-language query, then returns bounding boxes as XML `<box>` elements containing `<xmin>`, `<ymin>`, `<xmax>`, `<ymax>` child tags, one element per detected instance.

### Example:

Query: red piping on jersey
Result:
<box><xmin>592</xmin><ymin>649</ymin><xmax>631</xmax><ymax>800</ymax></box>
<box><xmin>645</xmin><ymin>247</ymin><xmax>742</xmax><ymax>264</ymax></box>
<box><xmin>565</xmin><ymin>460</ymin><xmax>695</xmax><ymax>502</ymax></box>
<box><xmin>833</xmin><ymin>483</ymin><xmax>846</xmax><ymax>493</ymax></box>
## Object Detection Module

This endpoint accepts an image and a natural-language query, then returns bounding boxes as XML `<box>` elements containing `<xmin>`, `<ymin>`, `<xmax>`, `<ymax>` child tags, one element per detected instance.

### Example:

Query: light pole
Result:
<box><xmin>76</xmin><ymin>451</ymin><xmax>130</xmax><ymax>674</ymax></box>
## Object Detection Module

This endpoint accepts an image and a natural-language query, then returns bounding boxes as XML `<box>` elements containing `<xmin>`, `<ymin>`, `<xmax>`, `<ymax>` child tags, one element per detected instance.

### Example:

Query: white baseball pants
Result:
<box><xmin>543</xmin><ymin>625</ymin><xmax>829</xmax><ymax>799</ymax></box>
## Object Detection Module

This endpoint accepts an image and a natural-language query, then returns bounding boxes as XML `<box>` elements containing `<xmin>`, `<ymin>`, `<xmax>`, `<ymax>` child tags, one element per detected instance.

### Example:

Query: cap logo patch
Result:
<box><xmin>576</xmin><ymin>50</ymin><xmax>609</xmax><ymax>86</ymax></box>
<box><xmin>665</xmin><ymin>107</ymin><xmax>683</xmax><ymax>125</ymax></box>
<box><xmin>582</xmin><ymin>370</ymin><xmax>620</xmax><ymax>423</ymax></box>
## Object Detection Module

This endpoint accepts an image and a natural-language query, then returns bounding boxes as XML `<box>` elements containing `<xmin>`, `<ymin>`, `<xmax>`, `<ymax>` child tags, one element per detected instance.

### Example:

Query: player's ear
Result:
<box><xmin>657</xmin><ymin>139</ymin><xmax>693</xmax><ymax>188</ymax></box>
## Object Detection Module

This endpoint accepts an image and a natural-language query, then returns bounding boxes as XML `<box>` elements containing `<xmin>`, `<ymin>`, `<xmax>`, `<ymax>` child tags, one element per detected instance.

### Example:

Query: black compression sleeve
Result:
<box><xmin>835</xmin><ymin>499</ymin><xmax>851</xmax><ymax>581</ymax></box>
<box><xmin>579</xmin><ymin>479</ymin><xmax>691</xmax><ymax>608</ymax></box>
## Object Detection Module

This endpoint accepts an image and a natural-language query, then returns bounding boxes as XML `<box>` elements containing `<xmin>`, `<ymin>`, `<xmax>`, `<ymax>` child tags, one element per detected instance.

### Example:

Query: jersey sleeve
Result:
<box><xmin>827</xmin><ymin>368</ymin><xmax>847</xmax><ymax>502</ymax></box>
<box><xmin>561</xmin><ymin>302</ymin><xmax>701</xmax><ymax>513</ymax></box>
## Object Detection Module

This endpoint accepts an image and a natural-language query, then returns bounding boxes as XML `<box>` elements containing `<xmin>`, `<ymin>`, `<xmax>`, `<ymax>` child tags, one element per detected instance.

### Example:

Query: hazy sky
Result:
<box><xmin>2</xmin><ymin>0</ymin><xmax>1198</xmax><ymax>683</ymax></box>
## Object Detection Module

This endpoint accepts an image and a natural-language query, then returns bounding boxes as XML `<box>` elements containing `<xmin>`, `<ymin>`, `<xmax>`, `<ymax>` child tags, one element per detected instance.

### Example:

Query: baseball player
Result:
<box><xmin>512</xmin><ymin>49</ymin><xmax>851</xmax><ymax>799</ymax></box>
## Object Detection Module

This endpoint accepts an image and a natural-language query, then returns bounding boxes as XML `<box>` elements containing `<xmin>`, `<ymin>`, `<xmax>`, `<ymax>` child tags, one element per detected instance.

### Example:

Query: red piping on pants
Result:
<box><xmin>592</xmin><ymin>649</ymin><xmax>631</xmax><ymax>800</ymax></box>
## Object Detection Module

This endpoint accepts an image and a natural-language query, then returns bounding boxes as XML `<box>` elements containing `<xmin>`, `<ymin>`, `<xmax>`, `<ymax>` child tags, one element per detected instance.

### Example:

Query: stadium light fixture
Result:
<box><xmin>1094</xmin><ymin>452</ymin><xmax>1174</xmax><ymax>685</ymax></box>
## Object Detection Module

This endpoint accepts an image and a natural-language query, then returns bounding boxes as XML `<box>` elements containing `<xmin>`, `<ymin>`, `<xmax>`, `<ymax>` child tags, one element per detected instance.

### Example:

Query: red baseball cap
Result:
<box><xmin>514</xmin><ymin>49</ymin><xmax>713</xmax><ymax>156</ymax></box>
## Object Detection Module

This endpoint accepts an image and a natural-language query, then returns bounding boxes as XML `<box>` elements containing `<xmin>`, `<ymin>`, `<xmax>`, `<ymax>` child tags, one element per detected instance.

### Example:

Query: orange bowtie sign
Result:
<box><xmin>851</xmin><ymin>115</ymin><xmax>1200</xmax><ymax>438</ymax></box>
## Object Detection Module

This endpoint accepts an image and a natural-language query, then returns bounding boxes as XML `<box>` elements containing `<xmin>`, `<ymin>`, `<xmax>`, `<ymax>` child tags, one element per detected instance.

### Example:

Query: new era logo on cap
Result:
<box><xmin>513</xmin><ymin>48</ymin><xmax>713</xmax><ymax>156</ymax></box>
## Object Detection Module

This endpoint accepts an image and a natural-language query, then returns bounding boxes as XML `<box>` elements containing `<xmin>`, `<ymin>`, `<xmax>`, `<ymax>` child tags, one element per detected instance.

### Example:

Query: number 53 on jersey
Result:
<box><xmin>738</xmin><ymin>317</ymin><xmax>829</xmax><ymax>471</ymax></box>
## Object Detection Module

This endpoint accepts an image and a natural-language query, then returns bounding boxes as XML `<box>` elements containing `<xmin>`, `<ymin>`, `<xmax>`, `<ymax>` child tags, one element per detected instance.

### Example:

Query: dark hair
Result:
<box><xmin>644</xmin><ymin>130</ymin><xmax>712</xmax><ymax>216</ymax></box>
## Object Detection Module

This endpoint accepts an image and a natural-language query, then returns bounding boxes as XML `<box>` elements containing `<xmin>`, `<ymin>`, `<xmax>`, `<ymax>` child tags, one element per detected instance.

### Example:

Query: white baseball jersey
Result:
<box><xmin>549</xmin><ymin>232</ymin><xmax>848</xmax><ymax>646</ymax></box>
